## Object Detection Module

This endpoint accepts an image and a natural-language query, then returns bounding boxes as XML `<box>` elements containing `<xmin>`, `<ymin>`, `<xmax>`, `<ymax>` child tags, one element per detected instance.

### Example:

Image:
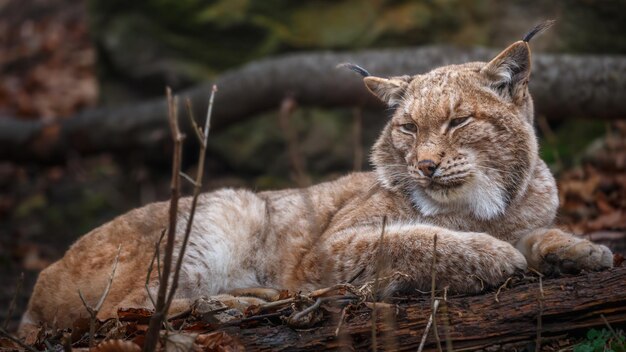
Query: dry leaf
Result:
<box><xmin>94</xmin><ymin>339</ymin><xmax>141</xmax><ymax>352</ymax></box>
<box><xmin>117</xmin><ymin>308</ymin><xmax>153</xmax><ymax>323</ymax></box>
<box><xmin>195</xmin><ymin>332</ymin><xmax>244</xmax><ymax>352</ymax></box>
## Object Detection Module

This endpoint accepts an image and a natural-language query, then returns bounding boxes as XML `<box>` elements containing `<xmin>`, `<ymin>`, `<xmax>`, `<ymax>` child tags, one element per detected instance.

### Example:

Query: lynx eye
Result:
<box><xmin>399</xmin><ymin>123</ymin><xmax>417</xmax><ymax>134</ymax></box>
<box><xmin>448</xmin><ymin>116</ymin><xmax>470</xmax><ymax>129</ymax></box>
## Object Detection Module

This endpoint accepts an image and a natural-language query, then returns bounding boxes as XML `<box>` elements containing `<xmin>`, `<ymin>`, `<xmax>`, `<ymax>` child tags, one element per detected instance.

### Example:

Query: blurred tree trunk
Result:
<box><xmin>1</xmin><ymin>46</ymin><xmax>625</xmax><ymax>162</ymax></box>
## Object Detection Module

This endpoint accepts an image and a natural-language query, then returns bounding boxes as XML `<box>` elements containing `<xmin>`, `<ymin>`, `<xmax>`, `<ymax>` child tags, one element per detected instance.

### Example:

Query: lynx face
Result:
<box><xmin>366</xmin><ymin>41</ymin><xmax>540</xmax><ymax>220</ymax></box>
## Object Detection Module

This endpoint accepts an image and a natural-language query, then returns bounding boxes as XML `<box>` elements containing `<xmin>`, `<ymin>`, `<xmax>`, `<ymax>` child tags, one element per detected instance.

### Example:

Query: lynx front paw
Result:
<box><xmin>518</xmin><ymin>229</ymin><xmax>613</xmax><ymax>276</ymax></box>
<box><xmin>440</xmin><ymin>232</ymin><xmax>527</xmax><ymax>293</ymax></box>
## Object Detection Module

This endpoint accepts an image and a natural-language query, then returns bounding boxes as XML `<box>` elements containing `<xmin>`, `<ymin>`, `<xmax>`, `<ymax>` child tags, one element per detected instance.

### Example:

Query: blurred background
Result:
<box><xmin>1</xmin><ymin>0</ymin><xmax>625</xmax><ymax>330</ymax></box>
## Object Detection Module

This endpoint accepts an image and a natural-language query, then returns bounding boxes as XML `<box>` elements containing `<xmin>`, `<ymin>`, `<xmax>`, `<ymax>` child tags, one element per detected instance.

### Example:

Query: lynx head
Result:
<box><xmin>352</xmin><ymin>21</ymin><xmax>553</xmax><ymax>220</ymax></box>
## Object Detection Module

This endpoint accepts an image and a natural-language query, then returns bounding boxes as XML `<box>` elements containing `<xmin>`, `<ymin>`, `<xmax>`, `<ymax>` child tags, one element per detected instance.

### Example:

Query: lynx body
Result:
<box><xmin>20</xmin><ymin>25</ymin><xmax>613</xmax><ymax>333</ymax></box>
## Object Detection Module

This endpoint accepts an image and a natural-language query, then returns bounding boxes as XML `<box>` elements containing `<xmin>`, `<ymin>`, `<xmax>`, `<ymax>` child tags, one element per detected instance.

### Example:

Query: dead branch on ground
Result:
<box><xmin>3</xmin><ymin>46</ymin><xmax>625</xmax><ymax>162</ymax></box>
<box><xmin>78</xmin><ymin>245</ymin><xmax>121</xmax><ymax>349</ymax></box>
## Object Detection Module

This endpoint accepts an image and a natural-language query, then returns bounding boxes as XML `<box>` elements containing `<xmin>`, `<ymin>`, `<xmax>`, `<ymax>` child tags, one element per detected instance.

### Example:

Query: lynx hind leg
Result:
<box><xmin>516</xmin><ymin>228</ymin><xmax>613</xmax><ymax>276</ymax></box>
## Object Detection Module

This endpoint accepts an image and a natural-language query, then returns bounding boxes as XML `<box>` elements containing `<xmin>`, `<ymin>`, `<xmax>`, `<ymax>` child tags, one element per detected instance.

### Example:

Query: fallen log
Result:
<box><xmin>225</xmin><ymin>266</ymin><xmax>626</xmax><ymax>351</ymax></box>
<box><xmin>1</xmin><ymin>46</ymin><xmax>626</xmax><ymax>162</ymax></box>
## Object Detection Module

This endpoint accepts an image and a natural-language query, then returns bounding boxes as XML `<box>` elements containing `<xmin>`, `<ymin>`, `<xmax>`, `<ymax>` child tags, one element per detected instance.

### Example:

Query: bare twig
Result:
<box><xmin>358</xmin><ymin>272</ymin><xmax>410</xmax><ymax>298</ymax></box>
<box><xmin>166</xmin><ymin>85</ymin><xmax>218</xmax><ymax>311</ymax></box>
<box><xmin>536</xmin><ymin>273</ymin><xmax>545</xmax><ymax>352</ymax></box>
<box><xmin>250</xmin><ymin>285</ymin><xmax>360</xmax><ymax>316</ymax></box>
<box><xmin>0</xmin><ymin>327</ymin><xmax>39</xmax><ymax>352</ymax></box>
<box><xmin>3</xmin><ymin>272</ymin><xmax>24</xmax><ymax>329</ymax></box>
<box><xmin>291</xmin><ymin>298</ymin><xmax>323</xmax><ymax>322</ymax></box>
<box><xmin>220</xmin><ymin>311</ymin><xmax>287</xmax><ymax>328</ymax></box>
<box><xmin>431</xmin><ymin>234</ymin><xmax>443</xmax><ymax>352</ymax></box>
<box><xmin>144</xmin><ymin>86</ymin><xmax>217</xmax><ymax>351</ymax></box>
<box><xmin>144</xmin><ymin>88</ymin><xmax>184</xmax><ymax>352</ymax></box>
<box><xmin>441</xmin><ymin>287</ymin><xmax>453</xmax><ymax>352</ymax></box>
<box><xmin>310</xmin><ymin>283</ymin><xmax>359</xmax><ymax>298</ymax></box>
<box><xmin>145</xmin><ymin>229</ymin><xmax>166</xmax><ymax>308</ymax></box>
<box><xmin>417</xmin><ymin>299</ymin><xmax>440</xmax><ymax>352</ymax></box>
<box><xmin>371</xmin><ymin>216</ymin><xmax>387</xmax><ymax>352</ymax></box>
<box><xmin>334</xmin><ymin>305</ymin><xmax>349</xmax><ymax>337</ymax></box>
<box><xmin>78</xmin><ymin>245</ymin><xmax>121</xmax><ymax>349</ymax></box>
<box><xmin>352</xmin><ymin>107</ymin><xmax>363</xmax><ymax>171</ymax></box>
<box><xmin>278</xmin><ymin>96</ymin><xmax>310</xmax><ymax>187</ymax></box>
<box><xmin>495</xmin><ymin>277</ymin><xmax>512</xmax><ymax>303</ymax></box>
<box><xmin>179</xmin><ymin>172</ymin><xmax>197</xmax><ymax>187</ymax></box>
<box><xmin>184</xmin><ymin>98</ymin><xmax>203</xmax><ymax>144</ymax></box>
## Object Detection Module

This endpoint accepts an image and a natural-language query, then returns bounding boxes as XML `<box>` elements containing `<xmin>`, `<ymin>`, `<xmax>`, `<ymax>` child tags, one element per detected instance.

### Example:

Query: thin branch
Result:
<box><xmin>3</xmin><ymin>272</ymin><xmax>24</xmax><ymax>329</ymax></box>
<box><xmin>291</xmin><ymin>298</ymin><xmax>323</xmax><ymax>322</ymax></box>
<box><xmin>371</xmin><ymin>216</ymin><xmax>387</xmax><ymax>352</ymax></box>
<box><xmin>431</xmin><ymin>234</ymin><xmax>443</xmax><ymax>352</ymax></box>
<box><xmin>495</xmin><ymin>277</ymin><xmax>512</xmax><ymax>303</ymax></box>
<box><xmin>165</xmin><ymin>85</ymin><xmax>217</xmax><ymax>311</ymax></box>
<box><xmin>535</xmin><ymin>274</ymin><xmax>544</xmax><ymax>352</ymax></box>
<box><xmin>417</xmin><ymin>299</ymin><xmax>440</xmax><ymax>352</ymax></box>
<box><xmin>220</xmin><ymin>311</ymin><xmax>287</xmax><ymax>328</ymax></box>
<box><xmin>78</xmin><ymin>245</ymin><xmax>121</xmax><ymax>349</ymax></box>
<box><xmin>184</xmin><ymin>98</ymin><xmax>204</xmax><ymax>144</ymax></box>
<box><xmin>441</xmin><ymin>287</ymin><xmax>453</xmax><ymax>352</ymax></box>
<box><xmin>179</xmin><ymin>171</ymin><xmax>198</xmax><ymax>187</ymax></box>
<box><xmin>143</xmin><ymin>87</ymin><xmax>184</xmax><ymax>352</ymax></box>
<box><xmin>145</xmin><ymin>229</ymin><xmax>166</xmax><ymax>308</ymax></box>
<box><xmin>334</xmin><ymin>305</ymin><xmax>349</xmax><ymax>336</ymax></box>
<box><xmin>0</xmin><ymin>327</ymin><xmax>39</xmax><ymax>352</ymax></box>
<box><xmin>202</xmin><ymin>85</ymin><xmax>217</xmax><ymax>148</ymax></box>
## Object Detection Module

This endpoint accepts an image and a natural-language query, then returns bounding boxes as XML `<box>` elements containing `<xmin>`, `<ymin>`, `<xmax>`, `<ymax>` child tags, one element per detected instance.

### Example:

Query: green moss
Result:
<box><xmin>14</xmin><ymin>194</ymin><xmax>47</xmax><ymax>219</ymax></box>
<box><xmin>539</xmin><ymin>119</ymin><xmax>607</xmax><ymax>172</ymax></box>
<box><xmin>574</xmin><ymin>328</ymin><xmax>626</xmax><ymax>352</ymax></box>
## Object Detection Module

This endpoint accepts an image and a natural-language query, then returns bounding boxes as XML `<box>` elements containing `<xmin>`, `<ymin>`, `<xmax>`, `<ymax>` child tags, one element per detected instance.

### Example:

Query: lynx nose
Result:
<box><xmin>417</xmin><ymin>159</ymin><xmax>438</xmax><ymax>178</ymax></box>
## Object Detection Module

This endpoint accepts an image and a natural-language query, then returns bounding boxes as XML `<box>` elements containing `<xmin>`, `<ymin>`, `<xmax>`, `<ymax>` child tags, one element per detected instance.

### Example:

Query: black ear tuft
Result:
<box><xmin>523</xmin><ymin>20</ymin><xmax>555</xmax><ymax>42</ymax></box>
<box><xmin>337</xmin><ymin>63</ymin><xmax>370</xmax><ymax>77</ymax></box>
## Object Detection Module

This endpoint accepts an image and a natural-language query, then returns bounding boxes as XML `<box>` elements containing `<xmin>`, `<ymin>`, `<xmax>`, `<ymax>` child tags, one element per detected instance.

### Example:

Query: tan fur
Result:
<box><xmin>20</xmin><ymin>38</ymin><xmax>613</xmax><ymax>335</ymax></box>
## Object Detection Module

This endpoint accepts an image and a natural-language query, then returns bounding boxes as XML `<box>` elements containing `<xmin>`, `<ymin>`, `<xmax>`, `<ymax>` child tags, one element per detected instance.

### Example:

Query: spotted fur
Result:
<box><xmin>20</xmin><ymin>33</ymin><xmax>612</xmax><ymax>336</ymax></box>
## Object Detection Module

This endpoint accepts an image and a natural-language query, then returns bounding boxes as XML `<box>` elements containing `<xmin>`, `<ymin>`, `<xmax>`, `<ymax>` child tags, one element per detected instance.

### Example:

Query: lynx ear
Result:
<box><xmin>481</xmin><ymin>41</ymin><xmax>531</xmax><ymax>103</ymax></box>
<box><xmin>481</xmin><ymin>20</ymin><xmax>554</xmax><ymax>103</ymax></box>
<box><xmin>363</xmin><ymin>76</ymin><xmax>411</xmax><ymax>107</ymax></box>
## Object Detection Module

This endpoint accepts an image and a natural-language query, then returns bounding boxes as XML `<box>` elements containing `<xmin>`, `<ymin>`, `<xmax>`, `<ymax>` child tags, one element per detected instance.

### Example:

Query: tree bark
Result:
<box><xmin>2</xmin><ymin>46</ymin><xmax>625</xmax><ymax>162</ymax></box>
<box><xmin>224</xmin><ymin>267</ymin><xmax>626</xmax><ymax>351</ymax></box>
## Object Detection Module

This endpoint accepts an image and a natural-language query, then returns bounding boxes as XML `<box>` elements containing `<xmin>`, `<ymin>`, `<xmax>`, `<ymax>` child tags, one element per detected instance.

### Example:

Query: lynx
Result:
<box><xmin>20</xmin><ymin>23</ymin><xmax>613</xmax><ymax>334</ymax></box>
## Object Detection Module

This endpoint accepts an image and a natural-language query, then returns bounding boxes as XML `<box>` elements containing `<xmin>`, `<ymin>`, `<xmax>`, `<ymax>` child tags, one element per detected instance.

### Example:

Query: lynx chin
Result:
<box><xmin>20</xmin><ymin>22</ymin><xmax>613</xmax><ymax>334</ymax></box>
